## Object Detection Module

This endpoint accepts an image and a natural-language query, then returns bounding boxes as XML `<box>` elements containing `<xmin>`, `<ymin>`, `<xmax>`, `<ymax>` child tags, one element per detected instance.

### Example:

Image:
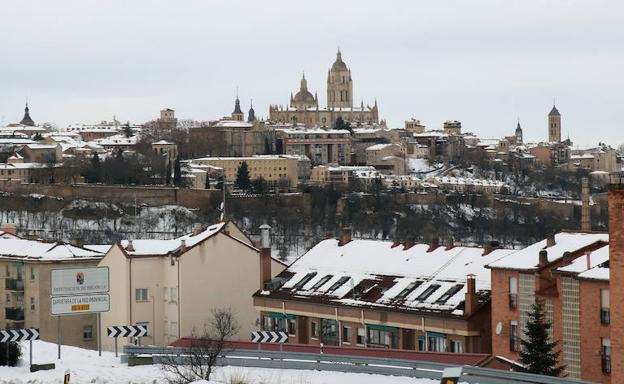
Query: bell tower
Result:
<box><xmin>327</xmin><ymin>49</ymin><xmax>353</xmax><ymax>109</ymax></box>
<box><xmin>548</xmin><ymin>105</ymin><xmax>561</xmax><ymax>143</ymax></box>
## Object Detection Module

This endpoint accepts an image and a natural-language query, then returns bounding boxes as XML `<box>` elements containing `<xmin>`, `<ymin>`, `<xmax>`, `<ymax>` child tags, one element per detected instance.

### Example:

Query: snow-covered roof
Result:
<box><xmin>263</xmin><ymin>238</ymin><xmax>515</xmax><ymax>316</ymax></box>
<box><xmin>93</xmin><ymin>134</ymin><xmax>138</xmax><ymax>146</ymax></box>
<box><xmin>118</xmin><ymin>223</ymin><xmax>227</xmax><ymax>256</ymax></box>
<box><xmin>213</xmin><ymin>120</ymin><xmax>254</xmax><ymax>128</ymax></box>
<box><xmin>366</xmin><ymin>143</ymin><xmax>394</xmax><ymax>151</ymax></box>
<box><xmin>487</xmin><ymin>232</ymin><xmax>608</xmax><ymax>271</ymax></box>
<box><xmin>0</xmin><ymin>238</ymin><xmax>103</xmax><ymax>261</ymax></box>
<box><xmin>153</xmin><ymin>140</ymin><xmax>175</xmax><ymax>145</ymax></box>
<box><xmin>557</xmin><ymin>244</ymin><xmax>609</xmax><ymax>274</ymax></box>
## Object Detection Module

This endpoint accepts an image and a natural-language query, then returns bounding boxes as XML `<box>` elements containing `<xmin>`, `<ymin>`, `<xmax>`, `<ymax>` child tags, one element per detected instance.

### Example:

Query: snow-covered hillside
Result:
<box><xmin>0</xmin><ymin>341</ymin><xmax>442</xmax><ymax>384</ymax></box>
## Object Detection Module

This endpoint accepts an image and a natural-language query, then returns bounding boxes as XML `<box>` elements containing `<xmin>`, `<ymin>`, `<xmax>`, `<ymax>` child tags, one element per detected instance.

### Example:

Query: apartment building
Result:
<box><xmin>0</xmin><ymin>229</ymin><xmax>103</xmax><ymax>350</ymax></box>
<box><xmin>191</xmin><ymin>155</ymin><xmax>299</xmax><ymax>189</ymax></box>
<box><xmin>98</xmin><ymin>221</ymin><xmax>286</xmax><ymax>351</ymax></box>
<box><xmin>310</xmin><ymin>165</ymin><xmax>376</xmax><ymax>185</ymax></box>
<box><xmin>487</xmin><ymin>232</ymin><xmax>610</xmax><ymax>382</ymax></box>
<box><xmin>254</xmin><ymin>228</ymin><xmax>515</xmax><ymax>353</ymax></box>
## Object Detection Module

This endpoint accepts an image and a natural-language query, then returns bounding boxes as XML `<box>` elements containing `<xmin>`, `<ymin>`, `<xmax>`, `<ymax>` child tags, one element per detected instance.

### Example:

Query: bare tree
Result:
<box><xmin>161</xmin><ymin>308</ymin><xmax>239</xmax><ymax>384</ymax></box>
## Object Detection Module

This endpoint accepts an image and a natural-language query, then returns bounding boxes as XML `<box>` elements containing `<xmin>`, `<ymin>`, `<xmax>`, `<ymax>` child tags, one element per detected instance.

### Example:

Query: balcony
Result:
<box><xmin>5</xmin><ymin>307</ymin><xmax>24</xmax><ymax>321</ymax></box>
<box><xmin>5</xmin><ymin>278</ymin><xmax>24</xmax><ymax>291</ymax></box>
<box><xmin>600</xmin><ymin>308</ymin><xmax>610</xmax><ymax>325</ymax></box>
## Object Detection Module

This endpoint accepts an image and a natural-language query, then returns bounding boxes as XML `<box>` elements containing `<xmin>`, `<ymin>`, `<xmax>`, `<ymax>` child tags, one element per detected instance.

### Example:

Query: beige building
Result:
<box><xmin>366</xmin><ymin>143</ymin><xmax>406</xmax><ymax>175</ymax></box>
<box><xmin>98</xmin><ymin>222</ymin><xmax>286</xmax><ymax>350</ymax></box>
<box><xmin>0</xmin><ymin>229</ymin><xmax>104</xmax><ymax>350</ymax></box>
<box><xmin>276</xmin><ymin>128</ymin><xmax>352</xmax><ymax>165</ymax></box>
<box><xmin>269</xmin><ymin>50</ymin><xmax>379</xmax><ymax>127</ymax></box>
<box><xmin>152</xmin><ymin>140</ymin><xmax>178</xmax><ymax>170</ymax></box>
<box><xmin>18</xmin><ymin>143</ymin><xmax>62</xmax><ymax>163</ymax></box>
<box><xmin>310</xmin><ymin>165</ymin><xmax>375</xmax><ymax>185</ymax></box>
<box><xmin>191</xmin><ymin>155</ymin><xmax>299</xmax><ymax>189</ymax></box>
<box><xmin>157</xmin><ymin>108</ymin><xmax>177</xmax><ymax>130</ymax></box>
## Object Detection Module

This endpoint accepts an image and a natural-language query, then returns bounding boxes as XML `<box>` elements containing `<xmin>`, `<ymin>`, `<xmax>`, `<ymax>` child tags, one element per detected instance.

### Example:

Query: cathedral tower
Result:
<box><xmin>231</xmin><ymin>96</ymin><xmax>244</xmax><ymax>121</ymax></box>
<box><xmin>19</xmin><ymin>102</ymin><xmax>35</xmax><ymax>126</ymax></box>
<box><xmin>327</xmin><ymin>49</ymin><xmax>353</xmax><ymax>109</ymax></box>
<box><xmin>548</xmin><ymin>105</ymin><xmax>561</xmax><ymax>142</ymax></box>
<box><xmin>515</xmin><ymin>120</ymin><xmax>523</xmax><ymax>145</ymax></box>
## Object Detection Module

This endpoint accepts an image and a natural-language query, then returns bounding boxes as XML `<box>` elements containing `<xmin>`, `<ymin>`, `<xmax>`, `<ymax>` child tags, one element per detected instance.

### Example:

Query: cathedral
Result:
<box><xmin>269</xmin><ymin>49</ymin><xmax>379</xmax><ymax>127</ymax></box>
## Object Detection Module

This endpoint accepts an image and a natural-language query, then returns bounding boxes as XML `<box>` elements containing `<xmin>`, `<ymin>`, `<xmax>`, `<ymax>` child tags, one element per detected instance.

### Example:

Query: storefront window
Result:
<box><xmin>321</xmin><ymin>319</ymin><xmax>339</xmax><ymax>346</ymax></box>
<box><xmin>427</xmin><ymin>332</ymin><xmax>447</xmax><ymax>352</ymax></box>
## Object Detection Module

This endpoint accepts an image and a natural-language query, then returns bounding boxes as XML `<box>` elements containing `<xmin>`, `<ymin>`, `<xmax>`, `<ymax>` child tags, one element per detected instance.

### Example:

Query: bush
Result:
<box><xmin>0</xmin><ymin>341</ymin><xmax>22</xmax><ymax>366</ymax></box>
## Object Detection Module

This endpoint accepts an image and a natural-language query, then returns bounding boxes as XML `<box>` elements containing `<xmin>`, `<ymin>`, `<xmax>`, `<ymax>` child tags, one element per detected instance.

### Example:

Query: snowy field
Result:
<box><xmin>0</xmin><ymin>341</ymin><xmax>442</xmax><ymax>384</ymax></box>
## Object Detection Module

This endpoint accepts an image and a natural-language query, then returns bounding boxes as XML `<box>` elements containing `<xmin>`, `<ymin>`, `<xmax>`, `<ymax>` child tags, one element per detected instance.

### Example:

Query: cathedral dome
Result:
<box><xmin>331</xmin><ymin>49</ymin><xmax>348</xmax><ymax>72</ymax></box>
<box><xmin>293</xmin><ymin>89</ymin><xmax>316</xmax><ymax>104</ymax></box>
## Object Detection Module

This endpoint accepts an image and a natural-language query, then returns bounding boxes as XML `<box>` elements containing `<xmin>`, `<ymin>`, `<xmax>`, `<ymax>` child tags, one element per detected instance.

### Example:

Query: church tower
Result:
<box><xmin>548</xmin><ymin>105</ymin><xmax>561</xmax><ymax>142</ymax></box>
<box><xmin>247</xmin><ymin>100</ymin><xmax>256</xmax><ymax>123</ymax></box>
<box><xmin>327</xmin><ymin>49</ymin><xmax>353</xmax><ymax>109</ymax></box>
<box><xmin>19</xmin><ymin>102</ymin><xmax>35</xmax><ymax>126</ymax></box>
<box><xmin>231</xmin><ymin>96</ymin><xmax>244</xmax><ymax>121</ymax></box>
<box><xmin>515</xmin><ymin>120</ymin><xmax>523</xmax><ymax>145</ymax></box>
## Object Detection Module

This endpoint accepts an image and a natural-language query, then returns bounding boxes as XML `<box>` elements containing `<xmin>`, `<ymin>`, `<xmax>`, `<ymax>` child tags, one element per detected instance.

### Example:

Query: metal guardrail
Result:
<box><xmin>123</xmin><ymin>345</ymin><xmax>597</xmax><ymax>384</ymax></box>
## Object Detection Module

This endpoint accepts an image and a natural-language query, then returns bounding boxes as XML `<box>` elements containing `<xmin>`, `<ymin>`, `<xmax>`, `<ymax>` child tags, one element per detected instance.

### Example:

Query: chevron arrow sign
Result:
<box><xmin>0</xmin><ymin>328</ymin><xmax>40</xmax><ymax>343</ymax></box>
<box><xmin>106</xmin><ymin>325</ymin><xmax>148</xmax><ymax>338</ymax></box>
<box><xmin>251</xmin><ymin>331</ymin><xmax>288</xmax><ymax>343</ymax></box>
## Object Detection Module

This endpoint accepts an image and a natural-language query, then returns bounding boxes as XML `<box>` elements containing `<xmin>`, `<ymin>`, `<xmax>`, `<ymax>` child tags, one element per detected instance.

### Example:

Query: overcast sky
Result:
<box><xmin>1</xmin><ymin>0</ymin><xmax>622</xmax><ymax>146</ymax></box>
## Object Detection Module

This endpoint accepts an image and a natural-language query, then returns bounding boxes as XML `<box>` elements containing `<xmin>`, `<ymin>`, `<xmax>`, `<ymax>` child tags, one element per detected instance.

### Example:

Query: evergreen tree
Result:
<box><xmin>88</xmin><ymin>152</ymin><xmax>102</xmax><ymax>183</ymax></box>
<box><xmin>518</xmin><ymin>300</ymin><xmax>565</xmax><ymax>376</ymax></box>
<box><xmin>173</xmin><ymin>157</ymin><xmax>182</xmax><ymax>186</ymax></box>
<box><xmin>33</xmin><ymin>133</ymin><xmax>44</xmax><ymax>141</ymax></box>
<box><xmin>165</xmin><ymin>161</ymin><xmax>172</xmax><ymax>185</ymax></box>
<box><xmin>123</xmin><ymin>124</ymin><xmax>132</xmax><ymax>138</ymax></box>
<box><xmin>333</xmin><ymin>116</ymin><xmax>353</xmax><ymax>134</ymax></box>
<box><xmin>216</xmin><ymin>175</ymin><xmax>224</xmax><ymax>190</ymax></box>
<box><xmin>204</xmin><ymin>173</ymin><xmax>210</xmax><ymax>189</ymax></box>
<box><xmin>252</xmin><ymin>177</ymin><xmax>268</xmax><ymax>195</ymax></box>
<box><xmin>235</xmin><ymin>161</ymin><xmax>251</xmax><ymax>191</ymax></box>
<box><xmin>0</xmin><ymin>341</ymin><xmax>21</xmax><ymax>366</ymax></box>
<box><xmin>264</xmin><ymin>137</ymin><xmax>273</xmax><ymax>155</ymax></box>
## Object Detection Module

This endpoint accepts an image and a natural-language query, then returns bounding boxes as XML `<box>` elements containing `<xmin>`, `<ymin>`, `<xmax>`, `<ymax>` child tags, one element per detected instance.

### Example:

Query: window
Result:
<box><xmin>293</xmin><ymin>272</ymin><xmax>317</xmax><ymax>290</ymax></box>
<box><xmin>427</xmin><ymin>333</ymin><xmax>446</xmax><ymax>352</ymax></box>
<box><xmin>395</xmin><ymin>281</ymin><xmax>422</xmax><ymax>300</ymax></box>
<box><xmin>30</xmin><ymin>267</ymin><xmax>35</xmax><ymax>280</ymax></box>
<box><xmin>83</xmin><ymin>325</ymin><xmax>93</xmax><ymax>340</ymax></box>
<box><xmin>356</xmin><ymin>328</ymin><xmax>365</xmax><ymax>345</ymax></box>
<box><xmin>327</xmin><ymin>276</ymin><xmax>350</xmax><ymax>294</ymax></box>
<box><xmin>311</xmin><ymin>321</ymin><xmax>319</xmax><ymax>338</ymax></box>
<box><xmin>416</xmin><ymin>284</ymin><xmax>441</xmax><ymax>301</ymax></box>
<box><xmin>163</xmin><ymin>287</ymin><xmax>169</xmax><ymax>301</ymax></box>
<box><xmin>312</xmin><ymin>275</ymin><xmax>333</xmax><ymax>290</ymax></box>
<box><xmin>342</xmin><ymin>326</ymin><xmax>352</xmax><ymax>344</ymax></box>
<box><xmin>510</xmin><ymin>321</ymin><xmax>519</xmax><ymax>352</ymax></box>
<box><xmin>509</xmin><ymin>277</ymin><xmax>518</xmax><ymax>309</ymax></box>
<box><xmin>137</xmin><ymin>321</ymin><xmax>150</xmax><ymax>336</ymax></box>
<box><xmin>30</xmin><ymin>297</ymin><xmax>35</xmax><ymax>310</ymax></box>
<box><xmin>602</xmin><ymin>338</ymin><xmax>611</xmax><ymax>375</ymax></box>
<box><xmin>170</xmin><ymin>287</ymin><xmax>178</xmax><ymax>303</ymax></box>
<box><xmin>135</xmin><ymin>288</ymin><xmax>148</xmax><ymax>302</ymax></box>
<box><xmin>288</xmin><ymin>318</ymin><xmax>296</xmax><ymax>335</ymax></box>
<box><xmin>170</xmin><ymin>322</ymin><xmax>178</xmax><ymax>337</ymax></box>
<box><xmin>417</xmin><ymin>336</ymin><xmax>426</xmax><ymax>351</ymax></box>
<box><xmin>321</xmin><ymin>319</ymin><xmax>339</xmax><ymax>346</ymax></box>
<box><xmin>601</xmin><ymin>289</ymin><xmax>610</xmax><ymax>325</ymax></box>
<box><xmin>435</xmin><ymin>284</ymin><xmax>464</xmax><ymax>304</ymax></box>
<box><xmin>450</xmin><ymin>340</ymin><xmax>463</xmax><ymax>353</ymax></box>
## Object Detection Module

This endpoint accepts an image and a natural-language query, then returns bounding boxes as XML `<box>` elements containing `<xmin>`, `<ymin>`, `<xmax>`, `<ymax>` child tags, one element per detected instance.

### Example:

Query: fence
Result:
<box><xmin>123</xmin><ymin>345</ymin><xmax>596</xmax><ymax>384</ymax></box>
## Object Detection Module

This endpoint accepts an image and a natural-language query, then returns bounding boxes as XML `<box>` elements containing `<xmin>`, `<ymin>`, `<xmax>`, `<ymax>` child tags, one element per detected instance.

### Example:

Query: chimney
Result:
<box><xmin>125</xmin><ymin>239</ymin><xmax>135</xmax><ymax>252</ymax></box>
<box><xmin>391</xmin><ymin>239</ymin><xmax>401</xmax><ymax>248</ymax></box>
<box><xmin>608</xmin><ymin>175</ymin><xmax>624</xmax><ymax>382</ymax></box>
<box><xmin>539</xmin><ymin>250</ymin><xmax>548</xmax><ymax>267</ymax></box>
<box><xmin>403</xmin><ymin>241</ymin><xmax>415</xmax><ymax>251</ymax></box>
<box><xmin>259</xmin><ymin>224</ymin><xmax>272</xmax><ymax>290</ymax></box>
<box><xmin>180</xmin><ymin>239</ymin><xmax>187</xmax><ymax>253</ymax></box>
<box><xmin>546</xmin><ymin>233</ymin><xmax>556</xmax><ymax>248</ymax></box>
<box><xmin>581</xmin><ymin>177</ymin><xmax>591</xmax><ymax>232</ymax></box>
<box><xmin>192</xmin><ymin>223</ymin><xmax>203</xmax><ymax>236</ymax></box>
<box><xmin>464</xmin><ymin>274</ymin><xmax>478</xmax><ymax>317</ymax></box>
<box><xmin>338</xmin><ymin>227</ymin><xmax>352</xmax><ymax>246</ymax></box>
<box><xmin>445</xmin><ymin>237</ymin><xmax>455</xmax><ymax>250</ymax></box>
<box><xmin>482</xmin><ymin>241</ymin><xmax>500</xmax><ymax>256</ymax></box>
<box><xmin>0</xmin><ymin>223</ymin><xmax>16</xmax><ymax>236</ymax></box>
<box><xmin>586</xmin><ymin>252</ymin><xmax>591</xmax><ymax>271</ymax></box>
<box><xmin>427</xmin><ymin>237</ymin><xmax>439</xmax><ymax>252</ymax></box>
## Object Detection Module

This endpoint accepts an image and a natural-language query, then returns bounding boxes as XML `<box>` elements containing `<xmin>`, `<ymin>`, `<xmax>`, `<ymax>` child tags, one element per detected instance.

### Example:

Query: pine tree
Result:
<box><xmin>123</xmin><ymin>124</ymin><xmax>132</xmax><ymax>138</ymax></box>
<box><xmin>165</xmin><ymin>161</ymin><xmax>172</xmax><ymax>185</ymax></box>
<box><xmin>173</xmin><ymin>157</ymin><xmax>182</xmax><ymax>187</ymax></box>
<box><xmin>235</xmin><ymin>161</ymin><xmax>251</xmax><ymax>191</ymax></box>
<box><xmin>204</xmin><ymin>173</ymin><xmax>210</xmax><ymax>189</ymax></box>
<box><xmin>89</xmin><ymin>152</ymin><xmax>102</xmax><ymax>183</ymax></box>
<box><xmin>518</xmin><ymin>300</ymin><xmax>565</xmax><ymax>376</ymax></box>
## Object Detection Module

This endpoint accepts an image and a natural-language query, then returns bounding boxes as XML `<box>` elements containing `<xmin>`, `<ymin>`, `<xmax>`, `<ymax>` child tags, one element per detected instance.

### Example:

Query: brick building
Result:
<box><xmin>253</xmin><ymin>229</ymin><xmax>515</xmax><ymax>353</ymax></box>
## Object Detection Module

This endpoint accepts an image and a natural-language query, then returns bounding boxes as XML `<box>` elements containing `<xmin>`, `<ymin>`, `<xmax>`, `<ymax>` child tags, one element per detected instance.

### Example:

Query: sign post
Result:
<box><xmin>107</xmin><ymin>325</ymin><xmax>148</xmax><ymax>358</ymax></box>
<box><xmin>50</xmin><ymin>267</ymin><xmax>110</xmax><ymax>359</ymax></box>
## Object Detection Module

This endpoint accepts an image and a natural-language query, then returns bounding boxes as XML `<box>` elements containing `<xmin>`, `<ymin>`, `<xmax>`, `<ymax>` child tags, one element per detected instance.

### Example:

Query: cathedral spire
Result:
<box><xmin>247</xmin><ymin>99</ymin><xmax>256</xmax><ymax>123</ymax></box>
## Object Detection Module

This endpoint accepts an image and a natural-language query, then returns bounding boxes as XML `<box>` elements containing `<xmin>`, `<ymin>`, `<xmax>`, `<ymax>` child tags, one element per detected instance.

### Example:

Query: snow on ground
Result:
<box><xmin>0</xmin><ymin>341</ymin><xmax>441</xmax><ymax>384</ymax></box>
